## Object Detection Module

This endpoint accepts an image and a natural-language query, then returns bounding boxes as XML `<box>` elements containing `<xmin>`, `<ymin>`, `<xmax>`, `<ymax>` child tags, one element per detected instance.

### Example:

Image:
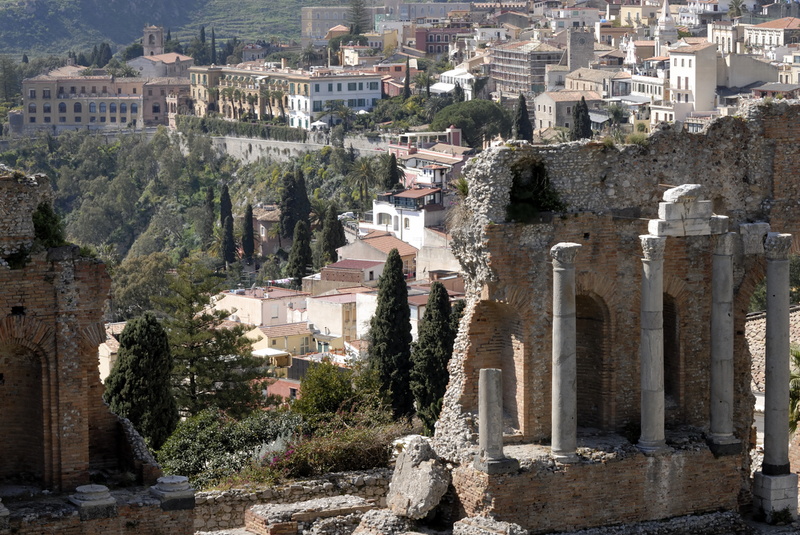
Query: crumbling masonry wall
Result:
<box><xmin>434</xmin><ymin>101</ymin><xmax>800</xmax><ymax>532</ymax></box>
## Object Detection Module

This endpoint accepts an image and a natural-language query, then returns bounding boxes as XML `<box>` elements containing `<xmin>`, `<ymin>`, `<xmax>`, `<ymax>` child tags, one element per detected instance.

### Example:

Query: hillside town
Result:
<box><xmin>3</xmin><ymin>0</ymin><xmax>800</xmax><ymax>533</ymax></box>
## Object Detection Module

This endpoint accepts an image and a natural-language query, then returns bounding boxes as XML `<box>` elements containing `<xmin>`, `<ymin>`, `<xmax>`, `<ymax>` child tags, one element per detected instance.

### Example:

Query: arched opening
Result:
<box><xmin>467</xmin><ymin>301</ymin><xmax>527</xmax><ymax>434</ymax></box>
<box><xmin>0</xmin><ymin>346</ymin><xmax>44</xmax><ymax>485</ymax></box>
<box><xmin>576</xmin><ymin>294</ymin><xmax>611</xmax><ymax>430</ymax></box>
<box><xmin>663</xmin><ymin>293</ymin><xmax>682</xmax><ymax>423</ymax></box>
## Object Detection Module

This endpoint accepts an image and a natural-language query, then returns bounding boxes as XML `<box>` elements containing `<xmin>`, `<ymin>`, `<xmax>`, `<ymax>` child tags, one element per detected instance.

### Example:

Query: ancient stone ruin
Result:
<box><xmin>0</xmin><ymin>164</ymin><xmax>194</xmax><ymax>534</ymax></box>
<box><xmin>433</xmin><ymin>100</ymin><xmax>800</xmax><ymax>532</ymax></box>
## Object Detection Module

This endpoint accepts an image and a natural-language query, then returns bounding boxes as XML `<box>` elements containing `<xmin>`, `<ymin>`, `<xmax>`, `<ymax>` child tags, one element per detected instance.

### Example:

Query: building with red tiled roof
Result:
<box><xmin>337</xmin><ymin>230</ymin><xmax>419</xmax><ymax>277</ymax></box>
<box><xmin>745</xmin><ymin>17</ymin><xmax>800</xmax><ymax>50</ymax></box>
<box><xmin>246</xmin><ymin>322</ymin><xmax>315</xmax><ymax>356</ymax></box>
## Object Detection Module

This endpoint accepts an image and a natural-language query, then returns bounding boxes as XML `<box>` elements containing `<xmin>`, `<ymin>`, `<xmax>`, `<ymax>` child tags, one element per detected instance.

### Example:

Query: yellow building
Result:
<box><xmin>22</xmin><ymin>65</ymin><xmax>188</xmax><ymax>133</ymax></box>
<box><xmin>245</xmin><ymin>322</ymin><xmax>315</xmax><ymax>358</ymax></box>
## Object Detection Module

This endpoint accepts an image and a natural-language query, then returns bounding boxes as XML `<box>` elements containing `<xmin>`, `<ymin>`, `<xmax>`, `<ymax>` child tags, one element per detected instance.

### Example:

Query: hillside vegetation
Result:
<box><xmin>0</xmin><ymin>0</ymin><xmax>327</xmax><ymax>56</ymax></box>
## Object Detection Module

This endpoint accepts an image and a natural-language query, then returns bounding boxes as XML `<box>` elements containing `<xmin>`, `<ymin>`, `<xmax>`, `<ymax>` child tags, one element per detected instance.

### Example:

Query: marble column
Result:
<box><xmin>709</xmin><ymin>232</ymin><xmax>740</xmax><ymax>453</ymax></box>
<box><xmin>763</xmin><ymin>232</ymin><xmax>792</xmax><ymax>476</ymax></box>
<box><xmin>473</xmin><ymin>368</ymin><xmax>519</xmax><ymax>474</ymax></box>
<box><xmin>551</xmin><ymin>242</ymin><xmax>581</xmax><ymax>463</ymax></box>
<box><xmin>638</xmin><ymin>235</ymin><xmax>669</xmax><ymax>454</ymax></box>
<box><xmin>753</xmin><ymin>232</ymin><xmax>797</xmax><ymax>522</ymax></box>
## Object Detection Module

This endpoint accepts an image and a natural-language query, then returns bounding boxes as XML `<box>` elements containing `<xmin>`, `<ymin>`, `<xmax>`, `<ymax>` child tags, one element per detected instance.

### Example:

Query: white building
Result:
<box><xmin>213</xmin><ymin>287</ymin><xmax>309</xmax><ymax>326</ymax></box>
<box><xmin>370</xmin><ymin>187</ymin><xmax>445</xmax><ymax>250</ymax></box>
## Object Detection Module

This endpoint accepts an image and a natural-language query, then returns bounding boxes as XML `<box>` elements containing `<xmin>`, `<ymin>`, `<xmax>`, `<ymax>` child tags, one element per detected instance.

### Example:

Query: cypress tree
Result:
<box><xmin>410</xmin><ymin>282</ymin><xmax>455</xmax><ymax>435</ymax></box>
<box><xmin>221</xmin><ymin>215</ymin><xmax>236</xmax><ymax>266</ymax></box>
<box><xmin>294</xmin><ymin>167</ymin><xmax>311</xmax><ymax>229</ymax></box>
<box><xmin>242</xmin><ymin>203</ymin><xmax>255</xmax><ymax>261</ymax></box>
<box><xmin>402</xmin><ymin>56</ymin><xmax>411</xmax><ymax>100</ymax></box>
<box><xmin>513</xmin><ymin>93</ymin><xmax>533</xmax><ymax>142</ymax></box>
<box><xmin>200</xmin><ymin>25</ymin><xmax>206</xmax><ymax>45</ymax></box>
<box><xmin>211</xmin><ymin>28</ymin><xmax>217</xmax><ymax>64</ymax></box>
<box><xmin>279</xmin><ymin>170</ymin><xmax>297</xmax><ymax>240</ymax></box>
<box><xmin>319</xmin><ymin>204</ymin><xmax>347</xmax><ymax>266</ymax></box>
<box><xmin>368</xmin><ymin>249</ymin><xmax>413</xmax><ymax>419</ymax></box>
<box><xmin>384</xmin><ymin>153</ymin><xmax>401</xmax><ymax>190</ymax></box>
<box><xmin>166</xmin><ymin>28</ymin><xmax>172</xmax><ymax>42</ymax></box>
<box><xmin>104</xmin><ymin>312</ymin><xmax>178</xmax><ymax>450</ymax></box>
<box><xmin>450</xmin><ymin>299</ymin><xmax>466</xmax><ymax>336</ymax></box>
<box><xmin>219</xmin><ymin>184</ymin><xmax>232</xmax><ymax>228</ymax></box>
<box><xmin>200</xmin><ymin>186</ymin><xmax>215</xmax><ymax>249</ymax></box>
<box><xmin>22</xmin><ymin>53</ymin><xmax>28</xmax><ymax>64</ymax></box>
<box><xmin>286</xmin><ymin>220</ymin><xmax>312</xmax><ymax>289</ymax></box>
<box><xmin>570</xmin><ymin>96</ymin><xmax>591</xmax><ymax>141</ymax></box>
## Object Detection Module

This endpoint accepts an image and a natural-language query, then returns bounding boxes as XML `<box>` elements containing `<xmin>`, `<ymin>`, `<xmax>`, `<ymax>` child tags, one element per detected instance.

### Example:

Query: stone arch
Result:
<box><xmin>575</xmin><ymin>272</ymin><xmax>619</xmax><ymax>430</ymax></box>
<box><xmin>464</xmin><ymin>299</ymin><xmax>528</xmax><ymax>435</ymax></box>
<box><xmin>0</xmin><ymin>315</ymin><xmax>56</xmax><ymax>488</ymax></box>
<box><xmin>575</xmin><ymin>293</ymin><xmax>612</xmax><ymax>430</ymax></box>
<box><xmin>662</xmin><ymin>274</ymin><xmax>691</xmax><ymax>424</ymax></box>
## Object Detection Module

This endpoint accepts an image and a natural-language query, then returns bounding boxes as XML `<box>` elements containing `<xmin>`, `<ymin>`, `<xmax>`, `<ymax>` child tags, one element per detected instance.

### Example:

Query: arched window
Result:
<box><xmin>149</xmin><ymin>34</ymin><xmax>156</xmax><ymax>45</ymax></box>
<box><xmin>153</xmin><ymin>103</ymin><xmax>160</xmax><ymax>113</ymax></box>
<box><xmin>131</xmin><ymin>103</ymin><xmax>138</xmax><ymax>113</ymax></box>
<box><xmin>444</xmin><ymin>35</ymin><xmax>449</xmax><ymax>42</ymax></box>
<box><xmin>58</xmin><ymin>102</ymin><xmax>66</xmax><ymax>113</ymax></box>
<box><xmin>576</xmin><ymin>294</ymin><xmax>612</xmax><ymax>430</ymax></box>
<box><xmin>120</xmin><ymin>103</ymin><xmax>127</xmax><ymax>113</ymax></box>
<box><xmin>110</xmin><ymin>103</ymin><xmax>117</xmax><ymax>113</ymax></box>
<box><xmin>436</xmin><ymin>34</ymin><xmax>441</xmax><ymax>42</ymax></box>
<box><xmin>43</xmin><ymin>102</ymin><xmax>51</xmax><ymax>113</ymax></box>
<box><xmin>404</xmin><ymin>218</ymin><xmax>410</xmax><ymax>229</ymax></box>
<box><xmin>428</xmin><ymin>34</ymin><xmax>434</xmax><ymax>42</ymax></box>
<box><xmin>100</xmin><ymin>103</ymin><xmax>107</xmax><ymax>113</ymax></box>
<box><xmin>89</xmin><ymin>102</ymin><xmax>96</xmax><ymax>113</ymax></box>
<box><xmin>28</xmin><ymin>103</ymin><xmax>36</xmax><ymax>113</ymax></box>
<box><xmin>73</xmin><ymin>102</ymin><xmax>81</xmax><ymax>113</ymax></box>
<box><xmin>393</xmin><ymin>215</ymin><xmax>399</xmax><ymax>231</ymax></box>
<box><xmin>377</xmin><ymin>213</ymin><xmax>392</xmax><ymax>226</ymax></box>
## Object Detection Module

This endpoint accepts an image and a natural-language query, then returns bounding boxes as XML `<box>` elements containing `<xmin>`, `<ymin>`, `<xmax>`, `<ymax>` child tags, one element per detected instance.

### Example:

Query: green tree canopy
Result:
<box><xmin>221</xmin><ymin>215</ymin><xmax>236</xmax><ymax>266</ymax></box>
<box><xmin>104</xmin><ymin>311</ymin><xmax>179</xmax><ymax>450</ymax></box>
<box><xmin>410</xmin><ymin>282</ymin><xmax>455</xmax><ymax>435</ymax></box>
<box><xmin>570</xmin><ymin>96</ymin><xmax>592</xmax><ymax>141</ymax></box>
<box><xmin>110</xmin><ymin>252</ymin><xmax>174</xmax><ymax>321</ymax></box>
<box><xmin>242</xmin><ymin>203</ymin><xmax>255</xmax><ymax>261</ymax></box>
<box><xmin>348</xmin><ymin>0</ymin><xmax>369</xmax><ymax>35</ymax></box>
<box><xmin>219</xmin><ymin>183</ymin><xmax>232</xmax><ymax>228</ymax></box>
<box><xmin>513</xmin><ymin>93</ymin><xmax>533</xmax><ymax>142</ymax></box>
<box><xmin>368</xmin><ymin>248</ymin><xmax>413</xmax><ymax>418</ymax></box>
<box><xmin>316</xmin><ymin>204</ymin><xmax>347</xmax><ymax>268</ymax></box>
<box><xmin>430</xmin><ymin>99</ymin><xmax>512</xmax><ymax>148</ymax></box>
<box><xmin>158</xmin><ymin>257</ymin><xmax>263</xmax><ymax>417</ymax></box>
<box><xmin>286</xmin><ymin>220</ymin><xmax>312</xmax><ymax>289</ymax></box>
<box><xmin>292</xmin><ymin>359</ymin><xmax>354</xmax><ymax>416</ymax></box>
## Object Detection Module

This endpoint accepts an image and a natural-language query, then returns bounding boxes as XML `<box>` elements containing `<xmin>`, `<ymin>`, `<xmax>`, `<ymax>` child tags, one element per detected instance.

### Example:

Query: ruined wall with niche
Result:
<box><xmin>434</xmin><ymin>101</ymin><xmax>800</xmax><ymax>532</ymax></box>
<box><xmin>0</xmin><ymin>165</ymin><xmax>186</xmax><ymax>535</ymax></box>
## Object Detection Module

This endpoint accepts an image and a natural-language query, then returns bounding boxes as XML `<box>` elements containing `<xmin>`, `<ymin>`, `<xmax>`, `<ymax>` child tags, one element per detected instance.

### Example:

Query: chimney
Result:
<box><xmin>281</xmin><ymin>58</ymin><xmax>288</xmax><ymax>69</ymax></box>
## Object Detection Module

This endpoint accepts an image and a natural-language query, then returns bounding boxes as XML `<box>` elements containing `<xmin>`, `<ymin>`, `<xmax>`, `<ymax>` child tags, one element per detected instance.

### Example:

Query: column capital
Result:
<box><xmin>764</xmin><ymin>232</ymin><xmax>792</xmax><ymax>261</ymax></box>
<box><xmin>550</xmin><ymin>242</ymin><xmax>581</xmax><ymax>265</ymax></box>
<box><xmin>714</xmin><ymin>232</ymin><xmax>737</xmax><ymax>256</ymax></box>
<box><xmin>640</xmin><ymin>235</ymin><xmax>666</xmax><ymax>260</ymax></box>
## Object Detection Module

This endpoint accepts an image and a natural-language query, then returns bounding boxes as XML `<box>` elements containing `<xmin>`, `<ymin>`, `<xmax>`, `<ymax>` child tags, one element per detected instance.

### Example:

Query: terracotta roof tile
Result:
<box><xmin>256</xmin><ymin>322</ymin><xmax>314</xmax><ymax>337</ymax></box>
<box><xmin>752</xmin><ymin>17</ymin><xmax>800</xmax><ymax>30</ymax></box>
<box><xmin>362</xmin><ymin>231</ymin><xmax>419</xmax><ymax>257</ymax></box>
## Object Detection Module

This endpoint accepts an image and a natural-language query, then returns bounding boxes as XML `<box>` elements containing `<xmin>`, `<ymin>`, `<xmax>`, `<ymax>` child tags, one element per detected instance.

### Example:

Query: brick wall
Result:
<box><xmin>451</xmin><ymin>448</ymin><xmax>741</xmax><ymax>534</ymax></box>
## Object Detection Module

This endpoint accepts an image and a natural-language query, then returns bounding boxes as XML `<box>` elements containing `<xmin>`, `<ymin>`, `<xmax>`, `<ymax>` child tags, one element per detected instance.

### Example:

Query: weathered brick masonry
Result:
<box><xmin>0</xmin><ymin>166</ymin><xmax>190</xmax><ymax>534</ymax></box>
<box><xmin>435</xmin><ymin>101</ymin><xmax>800</xmax><ymax>532</ymax></box>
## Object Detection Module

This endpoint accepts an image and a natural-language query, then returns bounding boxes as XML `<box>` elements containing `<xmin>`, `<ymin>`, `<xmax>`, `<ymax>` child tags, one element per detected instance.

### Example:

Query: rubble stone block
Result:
<box><xmin>386</xmin><ymin>436</ymin><xmax>450</xmax><ymax>519</ymax></box>
<box><xmin>352</xmin><ymin>509</ymin><xmax>413</xmax><ymax>535</ymax></box>
<box><xmin>453</xmin><ymin>516</ymin><xmax>529</xmax><ymax>535</ymax></box>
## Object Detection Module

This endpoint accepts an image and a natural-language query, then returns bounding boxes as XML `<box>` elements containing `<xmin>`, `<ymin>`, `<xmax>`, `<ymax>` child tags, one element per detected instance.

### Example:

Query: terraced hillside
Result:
<box><xmin>0</xmin><ymin>0</ymin><xmax>339</xmax><ymax>57</ymax></box>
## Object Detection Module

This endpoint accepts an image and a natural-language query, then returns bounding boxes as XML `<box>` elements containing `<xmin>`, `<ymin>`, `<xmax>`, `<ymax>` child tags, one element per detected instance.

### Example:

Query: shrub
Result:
<box><xmin>625</xmin><ymin>132</ymin><xmax>649</xmax><ymax>147</ymax></box>
<box><xmin>601</xmin><ymin>136</ymin><xmax>615</xmax><ymax>149</ymax></box>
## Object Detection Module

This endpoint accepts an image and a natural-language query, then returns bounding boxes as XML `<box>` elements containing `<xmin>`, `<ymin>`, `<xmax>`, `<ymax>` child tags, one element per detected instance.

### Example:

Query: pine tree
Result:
<box><xmin>104</xmin><ymin>312</ymin><xmax>178</xmax><ymax>450</ymax></box>
<box><xmin>410</xmin><ymin>282</ymin><xmax>455</xmax><ymax>435</ymax></box>
<box><xmin>211</xmin><ymin>28</ymin><xmax>217</xmax><ymax>64</ymax></box>
<box><xmin>221</xmin><ymin>215</ymin><xmax>236</xmax><ymax>266</ymax></box>
<box><xmin>513</xmin><ymin>93</ymin><xmax>533</xmax><ymax>142</ymax></box>
<box><xmin>200</xmin><ymin>186</ymin><xmax>215</xmax><ymax>249</ymax></box>
<box><xmin>318</xmin><ymin>204</ymin><xmax>347</xmax><ymax>266</ymax></box>
<box><xmin>403</xmin><ymin>56</ymin><xmax>411</xmax><ymax>100</ymax></box>
<box><xmin>159</xmin><ymin>257</ymin><xmax>262</xmax><ymax>417</ymax></box>
<box><xmin>286</xmin><ymin>220</ymin><xmax>312</xmax><ymax>289</ymax></box>
<box><xmin>368</xmin><ymin>248</ymin><xmax>413</xmax><ymax>419</ymax></box>
<box><xmin>219</xmin><ymin>184</ymin><xmax>232</xmax><ymax>228</ymax></box>
<box><xmin>348</xmin><ymin>0</ymin><xmax>369</xmax><ymax>35</ymax></box>
<box><xmin>242</xmin><ymin>203</ymin><xmax>255</xmax><ymax>261</ymax></box>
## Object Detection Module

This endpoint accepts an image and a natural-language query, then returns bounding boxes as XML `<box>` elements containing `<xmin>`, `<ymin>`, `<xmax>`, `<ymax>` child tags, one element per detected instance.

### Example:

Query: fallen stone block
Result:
<box><xmin>245</xmin><ymin>495</ymin><xmax>373</xmax><ymax>535</ymax></box>
<box><xmin>386</xmin><ymin>436</ymin><xmax>450</xmax><ymax>519</ymax></box>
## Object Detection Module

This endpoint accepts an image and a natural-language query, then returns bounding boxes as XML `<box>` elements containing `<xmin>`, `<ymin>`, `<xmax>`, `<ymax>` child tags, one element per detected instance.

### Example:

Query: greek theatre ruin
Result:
<box><xmin>0</xmin><ymin>165</ymin><xmax>194</xmax><ymax>534</ymax></box>
<box><xmin>434</xmin><ymin>100</ymin><xmax>800</xmax><ymax>532</ymax></box>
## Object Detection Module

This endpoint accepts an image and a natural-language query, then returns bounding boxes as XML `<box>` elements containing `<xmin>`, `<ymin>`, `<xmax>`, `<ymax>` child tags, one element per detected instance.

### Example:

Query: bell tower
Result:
<box><xmin>143</xmin><ymin>25</ymin><xmax>165</xmax><ymax>56</ymax></box>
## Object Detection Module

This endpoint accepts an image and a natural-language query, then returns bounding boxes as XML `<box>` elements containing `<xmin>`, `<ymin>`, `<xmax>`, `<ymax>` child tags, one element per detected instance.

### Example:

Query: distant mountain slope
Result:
<box><xmin>0</xmin><ymin>0</ymin><xmax>324</xmax><ymax>57</ymax></box>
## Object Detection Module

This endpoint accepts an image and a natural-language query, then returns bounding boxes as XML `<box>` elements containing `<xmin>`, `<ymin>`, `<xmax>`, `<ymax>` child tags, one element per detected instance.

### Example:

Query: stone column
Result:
<box><xmin>638</xmin><ymin>235</ymin><xmax>669</xmax><ymax>454</ymax></box>
<box><xmin>709</xmin><ymin>232</ymin><xmax>740</xmax><ymax>455</ymax></box>
<box><xmin>550</xmin><ymin>242</ymin><xmax>581</xmax><ymax>463</ymax></box>
<box><xmin>753</xmin><ymin>232</ymin><xmax>798</xmax><ymax>522</ymax></box>
<box><xmin>763</xmin><ymin>232</ymin><xmax>792</xmax><ymax>475</ymax></box>
<box><xmin>474</xmin><ymin>368</ymin><xmax>519</xmax><ymax>474</ymax></box>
